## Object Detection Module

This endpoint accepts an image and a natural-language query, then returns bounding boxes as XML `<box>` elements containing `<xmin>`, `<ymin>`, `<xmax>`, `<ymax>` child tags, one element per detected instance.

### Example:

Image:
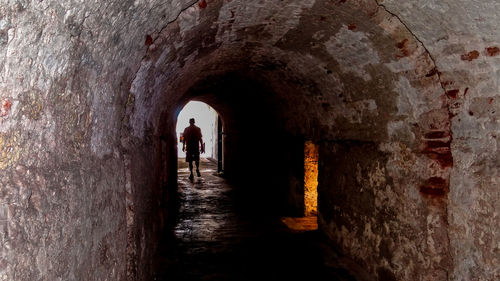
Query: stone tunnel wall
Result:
<box><xmin>380</xmin><ymin>1</ymin><xmax>500</xmax><ymax>280</ymax></box>
<box><xmin>0</xmin><ymin>0</ymin><xmax>498</xmax><ymax>280</ymax></box>
<box><xmin>0</xmin><ymin>0</ymin><xmax>196</xmax><ymax>280</ymax></box>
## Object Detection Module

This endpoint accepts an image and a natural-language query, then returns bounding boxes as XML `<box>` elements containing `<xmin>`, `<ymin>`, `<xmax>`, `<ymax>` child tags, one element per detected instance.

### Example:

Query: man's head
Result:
<box><xmin>189</xmin><ymin>118</ymin><xmax>195</xmax><ymax>125</ymax></box>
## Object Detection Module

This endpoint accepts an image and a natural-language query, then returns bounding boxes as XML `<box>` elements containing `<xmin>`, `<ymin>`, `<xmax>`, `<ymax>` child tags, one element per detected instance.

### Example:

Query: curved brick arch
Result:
<box><xmin>0</xmin><ymin>0</ymin><xmax>497</xmax><ymax>280</ymax></box>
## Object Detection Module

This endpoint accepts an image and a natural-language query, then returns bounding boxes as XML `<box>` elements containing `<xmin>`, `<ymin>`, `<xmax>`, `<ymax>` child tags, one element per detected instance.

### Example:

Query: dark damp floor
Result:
<box><xmin>153</xmin><ymin>159</ymin><xmax>360</xmax><ymax>281</ymax></box>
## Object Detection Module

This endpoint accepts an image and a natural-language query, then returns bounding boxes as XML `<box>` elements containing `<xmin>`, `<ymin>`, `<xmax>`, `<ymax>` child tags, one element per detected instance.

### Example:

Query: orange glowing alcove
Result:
<box><xmin>304</xmin><ymin>141</ymin><xmax>318</xmax><ymax>217</ymax></box>
<box><xmin>281</xmin><ymin>141</ymin><xmax>319</xmax><ymax>232</ymax></box>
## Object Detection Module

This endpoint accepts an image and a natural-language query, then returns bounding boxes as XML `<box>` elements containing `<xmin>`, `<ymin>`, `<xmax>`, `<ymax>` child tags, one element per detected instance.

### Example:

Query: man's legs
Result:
<box><xmin>195</xmin><ymin>159</ymin><xmax>201</xmax><ymax>177</ymax></box>
<box><xmin>188</xmin><ymin>160</ymin><xmax>194</xmax><ymax>180</ymax></box>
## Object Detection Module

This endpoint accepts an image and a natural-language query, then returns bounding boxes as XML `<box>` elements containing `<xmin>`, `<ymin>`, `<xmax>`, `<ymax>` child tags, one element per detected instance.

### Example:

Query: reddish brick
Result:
<box><xmin>198</xmin><ymin>0</ymin><xmax>207</xmax><ymax>9</ymax></box>
<box><xmin>0</xmin><ymin>99</ymin><xmax>12</xmax><ymax>117</ymax></box>
<box><xmin>145</xmin><ymin>35</ymin><xmax>153</xmax><ymax>46</ymax></box>
<box><xmin>424</xmin><ymin>131</ymin><xmax>448</xmax><ymax>139</ymax></box>
<box><xmin>419</xmin><ymin>177</ymin><xmax>448</xmax><ymax>196</ymax></box>
<box><xmin>486</xmin><ymin>47</ymin><xmax>500</xmax><ymax>57</ymax></box>
<box><xmin>445</xmin><ymin>89</ymin><xmax>459</xmax><ymax>99</ymax></box>
<box><xmin>461</xmin><ymin>50</ymin><xmax>480</xmax><ymax>61</ymax></box>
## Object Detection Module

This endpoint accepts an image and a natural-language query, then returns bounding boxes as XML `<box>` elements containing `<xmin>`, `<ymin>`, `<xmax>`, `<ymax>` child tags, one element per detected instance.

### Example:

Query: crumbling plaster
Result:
<box><xmin>0</xmin><ymin>0</ymin><xmax>498</xmax><ymax>280</ymax></box>
<box><xmin>1</xmin><ymin>0</ymin><xmax>196</xmax><ymax>280</ymax></box>
<box><xmin>379</xmin><ymin>1</ymin><xmax>500</xmax><ymax>279</ymax></box>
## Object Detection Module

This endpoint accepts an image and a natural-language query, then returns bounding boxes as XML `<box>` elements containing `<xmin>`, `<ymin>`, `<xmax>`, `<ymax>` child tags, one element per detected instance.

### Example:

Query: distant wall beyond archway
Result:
<box><xmin>176</xmin><ymin>101</ymin><xmax>218</xmax><ymax>160</ymax></box>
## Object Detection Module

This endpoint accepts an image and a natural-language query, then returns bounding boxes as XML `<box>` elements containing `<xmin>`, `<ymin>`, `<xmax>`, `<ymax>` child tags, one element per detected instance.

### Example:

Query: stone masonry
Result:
<box><xmin>0</xmin><ymin>0</ymin><xmax>498</xmax><ymax>280</ymax></box>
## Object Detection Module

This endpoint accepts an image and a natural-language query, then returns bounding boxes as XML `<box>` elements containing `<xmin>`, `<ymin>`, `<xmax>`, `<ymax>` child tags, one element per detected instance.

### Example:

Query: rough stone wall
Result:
<box><xmin>378</xmin><ymin>1</ymin><xmax>500</xmax><ymax>280</ymax></box>
<box><xmin>1</xmin><ymin>0</ymin><xmax>498</xmax><ymax>280</ymax></box>
<box><xmin>0</xmin><ymin>0</ymin><xmax>194</xmax><ymax>280</ymax></box>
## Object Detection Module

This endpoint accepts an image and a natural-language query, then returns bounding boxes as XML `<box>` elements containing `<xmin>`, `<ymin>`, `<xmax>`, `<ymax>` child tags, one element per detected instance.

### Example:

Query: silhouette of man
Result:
<box><xmin>182</xmin><ymin>118</ymin><xmax>204</xmax><ymax>180</ymax></box>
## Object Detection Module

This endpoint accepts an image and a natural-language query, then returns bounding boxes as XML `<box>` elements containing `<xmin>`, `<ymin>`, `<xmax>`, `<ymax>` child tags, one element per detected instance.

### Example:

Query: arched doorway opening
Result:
<box><xmin>175</xmin><ymin>101</ymin><xmax>224</xmax><ymax>177</ymax></box>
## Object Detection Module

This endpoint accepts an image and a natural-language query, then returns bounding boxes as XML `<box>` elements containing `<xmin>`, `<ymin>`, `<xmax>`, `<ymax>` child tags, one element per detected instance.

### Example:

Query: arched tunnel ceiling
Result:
<box><xmin>2</xmin><ymin>0</ymin><xmax>498</xmax><ymax>145</ymax></box>
<box><xmin>131</xmin><ymin>0</ymin><xmax>445</xmax><ymax>143</ymax></box>
<box><xmin>0</xmin><ymin>0</ymin><xmax>499</xmax><ymax>280</ymax></box>
<box><xmin>2</xmin><ymin>0</ymin><xmax>499</xmax><ymax>142</ymax></box>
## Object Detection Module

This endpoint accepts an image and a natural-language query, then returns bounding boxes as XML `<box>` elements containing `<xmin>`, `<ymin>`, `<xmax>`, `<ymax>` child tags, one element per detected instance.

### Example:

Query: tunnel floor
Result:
<box><xmin>154</xmin><ymin>159</ymin><xmax>359</xmax><ymax>281</ymax></box>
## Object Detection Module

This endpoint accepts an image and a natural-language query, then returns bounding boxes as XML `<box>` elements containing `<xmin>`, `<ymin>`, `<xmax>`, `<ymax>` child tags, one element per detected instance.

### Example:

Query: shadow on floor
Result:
<box><xmin>154</xmin><ymin>159</ymin><xmax>367</xmax><ymax>281</ymax></box>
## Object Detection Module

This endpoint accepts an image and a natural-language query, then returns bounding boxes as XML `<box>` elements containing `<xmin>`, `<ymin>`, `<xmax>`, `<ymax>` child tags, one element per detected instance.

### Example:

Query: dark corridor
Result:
<box><xmin>153</xmin><ymin>159</ymin><xmax>360</xmax><ymax>281</ymax></box>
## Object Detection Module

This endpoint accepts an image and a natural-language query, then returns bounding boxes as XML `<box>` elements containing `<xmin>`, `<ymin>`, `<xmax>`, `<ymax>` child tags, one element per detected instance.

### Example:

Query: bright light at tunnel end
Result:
<box><xmin>176</xmin><ymin>101</ymin><xmax>218</xmax><ymax>159</ymax></box>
